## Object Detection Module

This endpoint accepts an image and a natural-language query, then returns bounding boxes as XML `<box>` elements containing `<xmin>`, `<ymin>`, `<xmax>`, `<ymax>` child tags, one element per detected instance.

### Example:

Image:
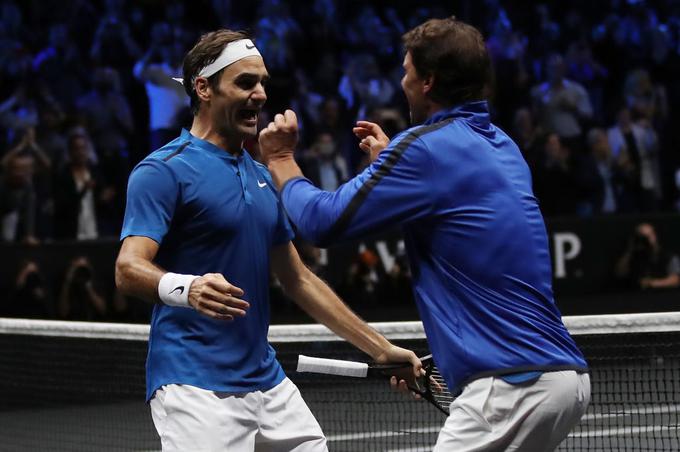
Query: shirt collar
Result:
<box><xmin>424</xmin><ymin>101</ymin><xmax>491</xmax><ymax>128</ymax></box>
<box><xmin>180</xmin><ymin>129</ymin><xmax>244</xmax><ymax>161</ymax></box>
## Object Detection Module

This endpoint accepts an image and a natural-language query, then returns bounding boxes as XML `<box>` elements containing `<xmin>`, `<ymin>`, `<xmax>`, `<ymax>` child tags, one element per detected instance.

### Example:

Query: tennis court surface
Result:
<box><xmin>0</xmin><ymin>312</ymin><xmax>678</xmax><ymax>451</ymax></box>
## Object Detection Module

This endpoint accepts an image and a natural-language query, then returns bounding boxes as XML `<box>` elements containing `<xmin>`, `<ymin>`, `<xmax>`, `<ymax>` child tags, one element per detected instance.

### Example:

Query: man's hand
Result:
<box><xmin>374</xmin><ymin>344</ymin><xmax>424</xmax><ymax>399</ymax></box>
<box><xmin>188</xmin><ymin>273</ymin><xmax>249</xmax><ymax>321</ymax></box>
<box><xmin>353</xmin><ymin>121</ymin><xmax>390</xmax><ymax>163</ymax></box>
<box><xmin>259</xmin><ymin>109</ymin><xmax>299</xmax><ymax>164</ymax></box>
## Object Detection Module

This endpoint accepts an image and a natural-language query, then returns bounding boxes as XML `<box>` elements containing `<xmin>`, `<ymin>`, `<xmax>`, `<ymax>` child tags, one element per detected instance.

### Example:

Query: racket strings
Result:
<box><xmin>427</xmin><ymin>366</ymin><xmax>455</xmax><ymax>408</ymax></box>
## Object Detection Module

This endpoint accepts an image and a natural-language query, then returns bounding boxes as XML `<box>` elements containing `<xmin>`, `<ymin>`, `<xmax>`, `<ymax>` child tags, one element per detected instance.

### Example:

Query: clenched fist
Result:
<box><xmin>259</xmin><ymin>109</ymin><xmax>299</xmax><ymax>164</ymax></box>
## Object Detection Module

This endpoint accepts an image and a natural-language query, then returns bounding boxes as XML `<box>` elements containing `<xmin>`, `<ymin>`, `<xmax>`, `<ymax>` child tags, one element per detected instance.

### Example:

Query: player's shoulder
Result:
<box><xmin>130</xmin><ymin>139</ymin><xmax>195</xmax><ymax>183</ymax></box>
<box><xmin>142</xmin><ymin>136</ymin><xmax>202</xmax><ymax>169</ymax></box>
<box><xmin>151</xmin><ymin>135</ymin><xmax>196</xmax><ymax>161</ymax></box>
<box><xmin>390</xmin><ymin>118</ymin><xmax>459</xmax><ymax>154</ymax></box>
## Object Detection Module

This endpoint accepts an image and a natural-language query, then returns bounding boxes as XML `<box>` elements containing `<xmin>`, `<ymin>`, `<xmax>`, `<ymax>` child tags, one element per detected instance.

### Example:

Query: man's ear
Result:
<box><xmin>194</xmin><ymin>77</ymin><xmax>211</xmax><ymax>103</ymax></box>
<box><xmin>422</xmin><ymin>74</ymin><xmax>434</xmax><ymax>95</ymax></box>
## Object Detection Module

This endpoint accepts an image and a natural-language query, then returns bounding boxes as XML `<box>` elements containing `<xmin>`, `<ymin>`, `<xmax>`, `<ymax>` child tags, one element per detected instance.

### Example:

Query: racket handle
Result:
<box><xmin>297</xmin><ymin>355</ymin><xmax>369</xmax><ymax>378</ymax></box>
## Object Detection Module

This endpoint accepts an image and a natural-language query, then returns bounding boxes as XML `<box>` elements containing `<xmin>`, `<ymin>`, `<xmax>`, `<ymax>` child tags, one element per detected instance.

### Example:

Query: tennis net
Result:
<box><xmin>0</xmin><ymin>312</ymin><xmax>678</xmax><ymax>451</ymax></box>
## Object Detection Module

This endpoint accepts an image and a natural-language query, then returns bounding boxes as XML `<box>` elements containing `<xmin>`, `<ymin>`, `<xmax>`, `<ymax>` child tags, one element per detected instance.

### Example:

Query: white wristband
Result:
<box><xmin>158</xmin><ymin>272</ymin><xmax>200</xmax><ymax>308</ymax></box>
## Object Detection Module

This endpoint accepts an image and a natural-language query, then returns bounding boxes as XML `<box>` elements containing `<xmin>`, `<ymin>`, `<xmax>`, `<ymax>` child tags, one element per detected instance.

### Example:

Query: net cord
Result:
<box><xmin>0</xmin><ymin>311</ymin><xmax>679</xmax><ymax>342</ymax></box>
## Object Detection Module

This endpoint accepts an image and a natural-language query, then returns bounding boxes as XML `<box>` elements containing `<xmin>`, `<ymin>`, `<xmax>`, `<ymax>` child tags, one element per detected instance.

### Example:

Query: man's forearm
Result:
<box><xmin>115</xmin><ymin>255</ymin><xmax>165</xmax><ymax>303</ymax></box>
<box><xmin>267</xmin><ymin>158</ymin><xmax>304</xmax><ymax>191</ymax></box>
<box><xmin>285</xmin><ymin>269</ymin><xmax>391</xmax><ymax>360</ymax></box>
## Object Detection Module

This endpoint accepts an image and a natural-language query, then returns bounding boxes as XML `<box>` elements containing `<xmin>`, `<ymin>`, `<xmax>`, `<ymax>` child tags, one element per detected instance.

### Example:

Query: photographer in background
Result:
<box><xmin>58</xmin><ymin>256</ymin><xmax>107</xmax><ymax>321</ymax></box>
<box><xmin>615</xmin><ymin>223</ymin><xmax>680</xmax><ymax>290</ymax></box>
<box><xmin>3</xmin><ymin>260</ymin><xmax>53</xmax><ymax>319</ymax></box>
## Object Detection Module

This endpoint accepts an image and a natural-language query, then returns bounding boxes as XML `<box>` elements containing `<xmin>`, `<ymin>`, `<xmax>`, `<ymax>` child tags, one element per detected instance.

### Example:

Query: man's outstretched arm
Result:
<box><xmin>270</xmin><ymin>241</ymin><xmax>422</xmax><ymax>374</ymax></box>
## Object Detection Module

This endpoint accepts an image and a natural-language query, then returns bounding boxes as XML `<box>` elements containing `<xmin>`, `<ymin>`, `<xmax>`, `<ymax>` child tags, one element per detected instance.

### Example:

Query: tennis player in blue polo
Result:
<box><xmin>115</xmin><ymin>29</ymin><xmax>421</xmax><ymax>452</ymax></box>
<box><xmin>260</xmin><ymin>18</ymin><xmax>590</xmax><ymax>451</ymax></box>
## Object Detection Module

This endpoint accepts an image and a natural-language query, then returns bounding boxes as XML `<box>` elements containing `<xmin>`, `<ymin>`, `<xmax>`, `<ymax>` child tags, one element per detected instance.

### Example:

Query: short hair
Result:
<box><xmin>402</xmin><ymin>17</ymin><xmax>492</xmax><ymax>106</ymax></box>
<box><xmin>182</xmin><ymin>29</ymin><xmax>251</xmax><ymax>115</ymax></box>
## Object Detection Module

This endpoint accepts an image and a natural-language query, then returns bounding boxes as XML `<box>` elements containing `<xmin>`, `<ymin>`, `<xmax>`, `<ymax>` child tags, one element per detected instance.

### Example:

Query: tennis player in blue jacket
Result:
<box><xmin>260</xmin><ymin>17</ymin><xmax>590</xmax><ymax>451</ymax></box>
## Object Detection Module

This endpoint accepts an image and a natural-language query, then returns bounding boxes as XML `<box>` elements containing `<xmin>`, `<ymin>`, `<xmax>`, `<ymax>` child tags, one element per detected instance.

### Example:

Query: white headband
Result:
<box><xmin>172</xmin><ymin>39</ymin><xmax>262</xmax><ymax>85</ymax></box>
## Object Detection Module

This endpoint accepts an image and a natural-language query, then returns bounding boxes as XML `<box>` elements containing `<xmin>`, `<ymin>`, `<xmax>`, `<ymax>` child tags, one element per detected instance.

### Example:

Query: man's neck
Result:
<box><xmin>417</xmin><ymin>101</ymin><xmax>446</xmax><ymax>124</ymax></box>
<box><xmin>190</xmin><ymin>116</ymin><xmax>243</xmax><ymax>155</ymax></box>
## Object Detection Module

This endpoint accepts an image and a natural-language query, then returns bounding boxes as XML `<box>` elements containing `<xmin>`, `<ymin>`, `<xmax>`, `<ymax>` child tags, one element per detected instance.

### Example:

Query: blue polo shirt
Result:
<box><xmin>121</xmin><ymin>129</ymin><xmax>294</xmax><ymax>401</ymax></box>
<box><xmin>281</xmin><ymin>102</ymin><xmax>587</xmax><ymax>393</ymax></box>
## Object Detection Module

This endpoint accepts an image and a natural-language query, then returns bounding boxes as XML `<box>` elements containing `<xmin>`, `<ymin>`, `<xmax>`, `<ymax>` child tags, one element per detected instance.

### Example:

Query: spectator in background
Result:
<box><xmin>58</xmin><ymin>256</ymin><xmax>107</xmax><ymax>320</ymax></box>
<box><xmin>1</xmin><ymin>126</ymin><xmax>53</xmax><ymax>236</ymax></box>
<box><xmin>0</xmin><ymin>153</ymin><xmax>38</xmax><ymax>244</ymax></box>
<box><xmin>612</xmin><ymin>1</ymin><xmax>658</xmax><ymax>66</ymax></box>
<box><xmin>76</xmin><ymin>67</ymin><xmax>131</xmax><ymax>233</ymax></box>
<box><xmin>511</xmin><ymin>107</ymin><xmax>543</xmax><ymax>168</ymax></box>
<box><xmin>530</xmin><ymin>54</ymin><xmax>593</xmax><ymax>148</ymax></box>
<box><xmin>54</xmin><ymin>133</ymin><xmax>104</xmax><ymax>240</ymax></box>
<box><xmin>35</xmin><ymin>104</ymin><xmax>67</xmax><ymax>170</ymax></box>
<box><xmin>288</xmin><ymin>69</ymin><xmax>325</xmax><ymax>149</ymax></box>
<box><xmin>76</xmin><ymin>67</ymin><xmax>132</xmax><ymax>171</ymax></box>
<box><xmin>607</xmin><ymin>106</ymin><xmax>662</xmax><ymax>211</ymax></box>
<box><xmin>528</xmin><ymin>4</ymin><xmax>561</xmax><ymax>71</ymax></box>
<box><xmin>486</xmin><ymin>10</ymin><xmax>529</xmax><ymax>127</ymax></box>
<box><xmin>133</xmin><ymin>22</ymin><xmax>189</xmax><ymax>152</ymax></box>
<box><xmin>338</xmin><ymin>53</ymin><xmax>395</xmax><ymax>120</ymax></box>
<box><xmin>163</xmin><ymin>1</ymin><xmax>198</xmax><ymax>52</ymax></box>
<box><xmin>623</xmin><ymin>68</ymin><xmax>668</xmax><ymax>124</ymax></box>
<box><xmin>0</xmin><ymin>2</ymin><xmax>29</xmax><ymax>94</ymax></box>
<box><xmin>90</xmin><ymin>13</ymin><xmax>142</xmax><ymax>74</ymax></box>
<box><xmin>533</xmin><ymin>133</ymin><xmax>578</xmax><ymax>216</ymax></box>
<box><xmin>615</xmin><ymin>223</ymin><xmax>680</xmax><ymax>290</ymax></box>
<box><xmin>586</xmin><ymin>128</ymin><xmax>629</xmax><ymax>214</ymax></box>
<box><xmin>1</xmin><ymin>126</ymin><xmax>52</xmax><ymax>179</ymax></box>
<box><xmin>254</xmin><ymin>0</ymin><xmax>302</xmax><ymax>112</ymax></box>
<box><xmin>299</xmin><ymin>132</ymin><xmax>349</xmax><ymax>191</ymax></box>
<box><xmin>344</xmin><ymin>5</ymin><xmax>399</xmax><ymax>60</ymax></box>
<box><xmin>254</xmin><ymin>0</ymin><xmax>301</xmax><ymax>72</ymax></box>
<box><xmin>305</xmin><ymin>96</ymin><xmax>355</xmax><ymax>171</ymax></box>
<box><xmin>571</xmin><ymin>135</ymin><xmax>605</xmax><ymax>217</ymax></box>
<box><xmin>0</xmin><ymin>82</ymin><xmax>40</xmax><ymax>145</ymax></box>
<box><xmin>565</xmin><ymin>40</ymin><xmax>608</xmax><ymax>123</ymax></box>
<box><xmin>32</xmin><ymin>24</ymin><xmax>85</xmax><ymax>112</ymax></box>
<box><xmin>6</xmin><ymin>260</ymin><xmax>53</xmax><ymax>319</ymax></box>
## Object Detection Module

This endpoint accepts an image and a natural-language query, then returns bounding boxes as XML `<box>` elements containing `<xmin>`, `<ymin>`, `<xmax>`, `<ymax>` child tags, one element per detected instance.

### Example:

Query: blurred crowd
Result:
<box><xmin>2</xmin><ymin>0</ymin><xmax>680</xmax><ymax>320</ymax></box>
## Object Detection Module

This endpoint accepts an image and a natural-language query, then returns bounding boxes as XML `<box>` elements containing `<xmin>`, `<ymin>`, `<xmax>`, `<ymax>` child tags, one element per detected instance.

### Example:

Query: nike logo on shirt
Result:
<box><xmin>169</xmin><ymin>286</ymin><xmax>184</xmax><ymax>295</ymax></box>
<box><xmin>258</xmin><ymin>181</ymin><xmax>267</xmax><ymax>188</ymax></box>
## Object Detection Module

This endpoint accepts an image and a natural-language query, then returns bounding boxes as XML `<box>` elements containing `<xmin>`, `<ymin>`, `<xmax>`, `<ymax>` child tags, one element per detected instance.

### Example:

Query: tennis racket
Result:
<box><xmin>296</xmin><ymin>354</ymin><xmax>453</xmax><ymax>415</ymax></box>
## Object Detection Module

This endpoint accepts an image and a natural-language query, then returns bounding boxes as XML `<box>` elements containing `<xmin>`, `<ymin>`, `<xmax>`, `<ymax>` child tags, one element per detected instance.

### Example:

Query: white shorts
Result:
<box><xmin>434</xmin><ymin>371</ymin><xmax>590</xmax><ymax>452</ymax></box>
<box><xmin>150</xmin><ymin>377</ymin><xmax>327</xmax><ymax>452</ymax></box>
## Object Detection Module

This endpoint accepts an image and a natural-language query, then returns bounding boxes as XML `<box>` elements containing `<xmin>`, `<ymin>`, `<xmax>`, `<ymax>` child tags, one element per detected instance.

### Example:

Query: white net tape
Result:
<box><xmin>1</xmin><ymin>311</ymin><xmax>679</xmax><ymax>342</ymax></box>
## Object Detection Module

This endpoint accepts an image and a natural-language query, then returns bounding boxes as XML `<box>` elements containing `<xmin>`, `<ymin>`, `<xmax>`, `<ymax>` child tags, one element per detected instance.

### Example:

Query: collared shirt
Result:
<box><xmin>121</xmin><ymin>129</ymin><xmax>293</xmax><ymax>400</ymax></box>
<box><xmin>280</xmin><ymin>101</ymin><xmax>587</xmax><ymax>393</ymax></box>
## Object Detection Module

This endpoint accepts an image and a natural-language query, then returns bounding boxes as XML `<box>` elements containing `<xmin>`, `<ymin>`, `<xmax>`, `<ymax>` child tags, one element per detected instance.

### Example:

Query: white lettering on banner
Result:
<box><xmin>553</xmin><ymin>232</ymin><xmax>582</xmax><ymax>279</ymax></box>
